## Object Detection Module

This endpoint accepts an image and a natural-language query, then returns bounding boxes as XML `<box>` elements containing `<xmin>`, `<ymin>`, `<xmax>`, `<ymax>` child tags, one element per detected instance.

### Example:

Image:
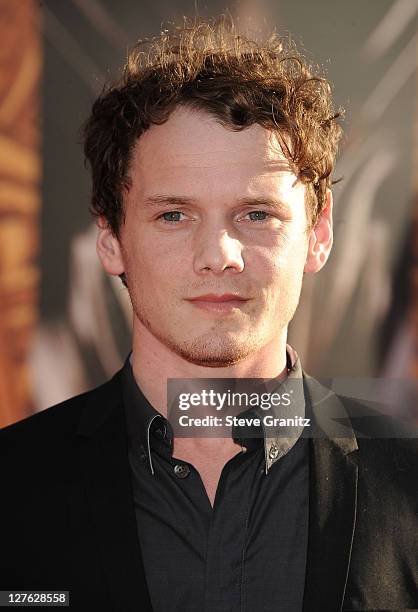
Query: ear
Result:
<box><xmin>304</xmin><ymin>189</ymin><xmax>333</xmax><ymax>274</ymax></box>
<box><xmin>96</xmin><ymin>217</ymin><xmax>125</xmax><ymax>276</ymax></box>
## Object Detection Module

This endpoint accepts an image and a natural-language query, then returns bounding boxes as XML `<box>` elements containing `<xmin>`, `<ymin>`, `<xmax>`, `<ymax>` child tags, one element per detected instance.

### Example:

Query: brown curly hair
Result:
<box><xmin>83</xmin><ymin>15</ymin><xmax>343</xmax><ymax>241</ymax></box>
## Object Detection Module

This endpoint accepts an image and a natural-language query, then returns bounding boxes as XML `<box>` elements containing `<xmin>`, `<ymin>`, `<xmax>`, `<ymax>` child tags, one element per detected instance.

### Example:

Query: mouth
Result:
<box><xmin>186</xmin><ymin>294</ymin><xmax>250</xmax><ymax>313</ymax></box>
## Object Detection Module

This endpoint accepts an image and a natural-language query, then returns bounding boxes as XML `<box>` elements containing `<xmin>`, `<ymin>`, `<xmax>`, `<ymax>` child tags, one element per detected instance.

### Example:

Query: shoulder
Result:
<box><xmin>0</xmin><ymin>370</ymin><xmax>124</xmax><ymax>496</ymax></box>
<box><xmin>338</xmin><ymin>393</ymin><xmax>418</xmax><ymax>473</ymax></box>
<box><xmin>0</xmin><ymin>369</ymin><xmax>123</xmax><ymax>451</ymax></box>
<box><xmin>304</xmin><ymin>371</ymin><xmax>418</xmax><ymax>471</ymax></box>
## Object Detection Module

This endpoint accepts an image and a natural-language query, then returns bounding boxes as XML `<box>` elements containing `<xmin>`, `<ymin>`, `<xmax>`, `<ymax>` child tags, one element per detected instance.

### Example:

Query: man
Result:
<box><xmin>1</xmin><ymin>17</ymin><xmax>417</xmax><ymax>612</ymax></box>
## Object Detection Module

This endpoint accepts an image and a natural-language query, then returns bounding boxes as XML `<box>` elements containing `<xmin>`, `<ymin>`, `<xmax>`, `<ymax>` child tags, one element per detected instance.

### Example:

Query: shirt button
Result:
<box><xmin>153</xmin><ymin>423</ymin><xmax>167</xmax><ymax>440</ymax></box>
<box><xmin>269</xmin><ymin>444</ymin><xmax>279</xmax><ymax>460</ymax></box>
<box><xmin>173</xmin><ymin>463</ymin><xmax>190</xmax><ymax>479</ymax></box>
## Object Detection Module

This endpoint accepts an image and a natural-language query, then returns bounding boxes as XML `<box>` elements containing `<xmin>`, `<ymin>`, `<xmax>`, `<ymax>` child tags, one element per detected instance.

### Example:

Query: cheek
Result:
<box><xmin>274</xmin><ymin>229</ymin><xmax>308</xmax><ymax>270</ymax></box>
<box><xmin>251</xmin><ymin>241</ymin><xmax>291</xmax><ymax>276</ymax></box>
<box><xmin>250</xmin><ymin>239</ymin><xmax>306</xmax><ymax>292</ymax></box>
<box><xmin>247</xmin><ymin>252</ymin><xmax>284</xmax><ymax>303</ymax></box>
<box><xmin>126</xmin><ymin>238</ymin><xmax>184</xmax><ymax>297</ymax></box>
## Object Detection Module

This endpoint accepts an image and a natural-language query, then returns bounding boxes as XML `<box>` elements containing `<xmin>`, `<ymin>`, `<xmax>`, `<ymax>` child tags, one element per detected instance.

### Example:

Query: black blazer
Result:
<box><xmin>1</xmin><ymin>368</ymin><xmax>417</xmax><ymax>611</ymax></box>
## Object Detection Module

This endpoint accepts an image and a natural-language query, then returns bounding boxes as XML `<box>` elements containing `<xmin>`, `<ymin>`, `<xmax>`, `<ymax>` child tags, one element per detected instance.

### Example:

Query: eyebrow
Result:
<box><xmin>142</xmin><ymin>195</ymin><xmax>290</xmax><ymax>211</ymax></box>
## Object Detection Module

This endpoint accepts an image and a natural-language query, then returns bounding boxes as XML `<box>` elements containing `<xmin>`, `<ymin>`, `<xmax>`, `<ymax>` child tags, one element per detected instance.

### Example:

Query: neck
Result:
<box><xmin>130</xmin><ymin>318</ymin><xmax>289</xmax><ymax>418</ymax></box>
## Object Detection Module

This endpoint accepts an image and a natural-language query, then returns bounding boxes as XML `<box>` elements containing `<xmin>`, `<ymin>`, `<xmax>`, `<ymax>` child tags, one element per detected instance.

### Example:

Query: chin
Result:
<box><xmin>167</xmin><ymin>336</ymin><xmax>259</xmax><ymax>368</ymax></box>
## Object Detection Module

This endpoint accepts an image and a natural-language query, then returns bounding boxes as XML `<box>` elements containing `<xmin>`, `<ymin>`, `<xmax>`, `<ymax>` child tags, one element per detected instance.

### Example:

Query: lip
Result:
<box><xmin>186</xmin><ymin>294</ymin><xmax>249</xmax><ymax>313</ymax></box>
<box><xmin>188</xmin><ymin>294</ymin><xmax>247</xmax><ymax>302</ymax></box>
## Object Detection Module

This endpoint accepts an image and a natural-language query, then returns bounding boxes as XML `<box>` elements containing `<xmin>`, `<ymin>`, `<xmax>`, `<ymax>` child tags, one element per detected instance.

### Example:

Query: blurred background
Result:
<box><xmin>0</xmin><ymin>0</ymin><xmax>417</xmax><ymax>428</ymax></box>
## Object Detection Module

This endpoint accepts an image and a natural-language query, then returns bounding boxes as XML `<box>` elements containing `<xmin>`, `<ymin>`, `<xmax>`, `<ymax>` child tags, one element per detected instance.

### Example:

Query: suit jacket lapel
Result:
<box><xmin>302</xmin><ymin>374</ymin><xmax>359</xmax><ymax>612</ymax></box>
<box><xmin>74</xmin><ymin>371</ymin><xmax>153</xmax><ymax>612</ymax></box>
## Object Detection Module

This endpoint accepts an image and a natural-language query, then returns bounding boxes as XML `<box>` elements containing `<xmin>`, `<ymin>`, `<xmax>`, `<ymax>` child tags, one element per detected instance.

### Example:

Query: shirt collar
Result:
<box><xmin>122</xmin><ymin>345</ymin><xmax>306</xmax><ymax>476</ymax></box>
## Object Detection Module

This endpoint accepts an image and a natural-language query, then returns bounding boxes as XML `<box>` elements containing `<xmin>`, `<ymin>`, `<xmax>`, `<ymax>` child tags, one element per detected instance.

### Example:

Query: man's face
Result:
<box><xmin>117</xmin><ymin>106</ymin><xmax>313</xmax><ymax>367</ymax></box>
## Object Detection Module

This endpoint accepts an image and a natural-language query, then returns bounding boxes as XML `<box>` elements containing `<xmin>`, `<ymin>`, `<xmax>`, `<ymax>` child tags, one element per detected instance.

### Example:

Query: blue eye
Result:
<box><xmin>247</xmin><ymin>211</ymin><xmax>269</xmax><ymax>221</ymax></box>
<box><xmin>159</xmin><ymin>211</ymin><xmax>184</xmax><ymax>222</ymax></box>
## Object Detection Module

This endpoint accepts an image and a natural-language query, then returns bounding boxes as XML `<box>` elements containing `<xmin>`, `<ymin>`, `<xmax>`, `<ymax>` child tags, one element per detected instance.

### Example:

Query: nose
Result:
<box><xmin>193</xmin><ymin>226</ymin><xmax>244</xmax><ymax>275</ymax></box>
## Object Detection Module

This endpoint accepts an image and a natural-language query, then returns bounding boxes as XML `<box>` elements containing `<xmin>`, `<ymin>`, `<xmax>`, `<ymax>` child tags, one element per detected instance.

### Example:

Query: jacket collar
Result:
<box><xmin>303</xmin><ymin>372</ymin><xmax>358</xmax><ymax>455</ymax></box>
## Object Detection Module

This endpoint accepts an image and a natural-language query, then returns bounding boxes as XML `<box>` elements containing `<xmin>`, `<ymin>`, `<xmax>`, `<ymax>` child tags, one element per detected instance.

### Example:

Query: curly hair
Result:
<box><xmin>83</xmin><ymin>15</ymin><xmax>343</xmax><ymax>241</ymax></box>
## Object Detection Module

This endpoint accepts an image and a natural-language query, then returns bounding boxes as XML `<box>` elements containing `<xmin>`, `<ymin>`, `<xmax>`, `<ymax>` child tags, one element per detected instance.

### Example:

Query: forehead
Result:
<box><xmin>129</xmin><ymin>105</ymin><xmax>302</xmax><ymax>199</ymax></box>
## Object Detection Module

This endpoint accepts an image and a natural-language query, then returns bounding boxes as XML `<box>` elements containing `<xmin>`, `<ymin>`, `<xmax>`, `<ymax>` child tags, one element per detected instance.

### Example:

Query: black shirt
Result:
<box><xmin>122</xmin><ymin>347</ymin><xmax>310</xmax><ymax>612</ymax></box>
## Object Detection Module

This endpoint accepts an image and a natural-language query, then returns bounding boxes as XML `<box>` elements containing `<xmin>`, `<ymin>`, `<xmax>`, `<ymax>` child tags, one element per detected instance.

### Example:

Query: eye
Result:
<box><xmin>244</xmin><ymin>210</ymin><xmax>270</xmax><ymax>222</ymax></box>
<box><xmin>158</xmin><ymin>211</ymin><xmax>185</xmax><ymax>223</ymax></box>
